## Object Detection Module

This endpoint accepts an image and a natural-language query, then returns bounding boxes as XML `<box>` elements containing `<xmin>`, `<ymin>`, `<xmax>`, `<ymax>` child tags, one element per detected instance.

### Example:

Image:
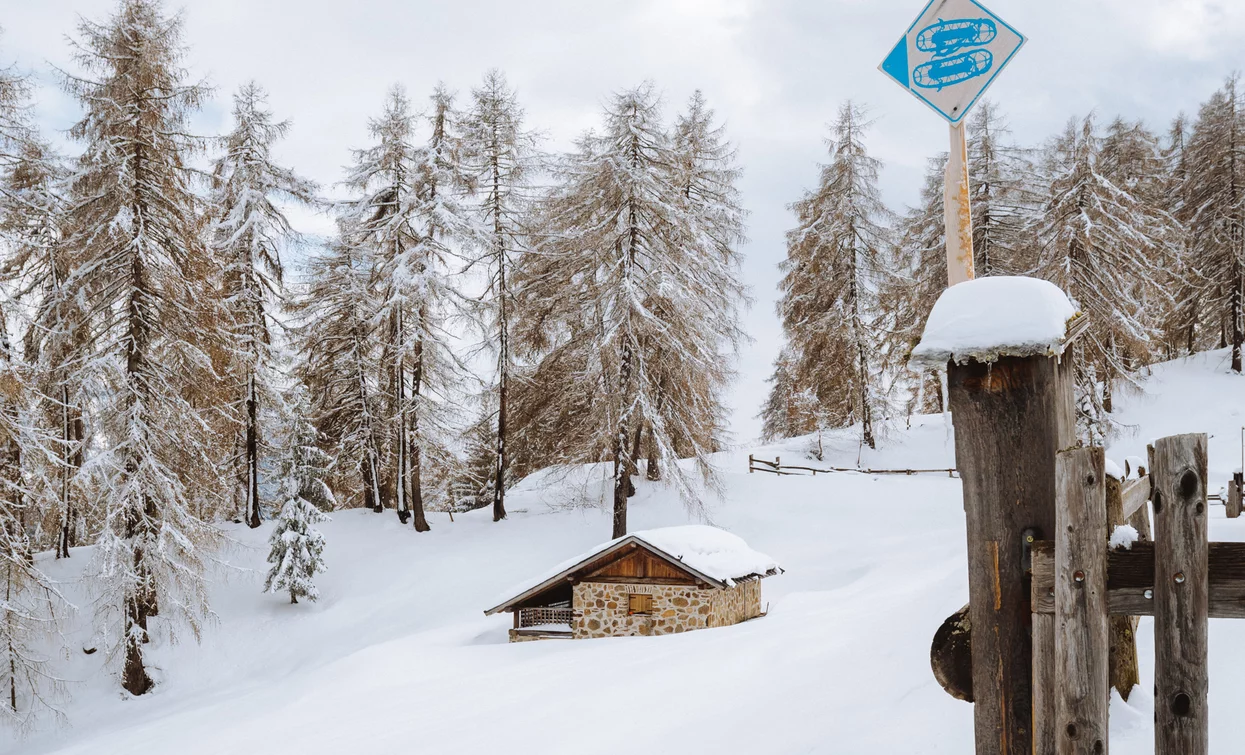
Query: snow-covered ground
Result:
<box><xmin>7</xmin><ymin>349</ymin><xmax>1245</xmax><ymax>755</ymax></box>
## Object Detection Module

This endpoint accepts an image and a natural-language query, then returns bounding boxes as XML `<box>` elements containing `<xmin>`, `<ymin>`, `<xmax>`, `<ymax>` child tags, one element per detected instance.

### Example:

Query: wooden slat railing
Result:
<box><xmin>518</xmin><ymin>607</ymin><xmax>573</xmax><ymax>628</ymax></box>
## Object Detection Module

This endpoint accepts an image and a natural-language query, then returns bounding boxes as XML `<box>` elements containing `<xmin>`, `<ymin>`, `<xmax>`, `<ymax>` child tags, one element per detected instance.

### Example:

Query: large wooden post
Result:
<box><xmin>1151</xmin><ymin>434</ymin><xmax>1210</xmax><ymax>755</ymax></box>
<box><xmin>947</xmin><ymin>352</ymin><xmax>1075</xmax><ymax>755</ymax></box>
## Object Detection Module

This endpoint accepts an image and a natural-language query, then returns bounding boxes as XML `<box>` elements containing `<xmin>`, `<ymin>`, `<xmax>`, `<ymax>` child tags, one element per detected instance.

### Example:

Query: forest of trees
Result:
<box><xmin>0</xmin><ymin>0</ymin><xmax>749</xmax><ymax>722</ymax></box>
<box><xmin>766</xmin><ymin>86</ymin><xmax>1245</xmax><ymax>448</ymax></box>
<box><xmin>0</xmin><ymin>0</ymin><xmax>1242</xmax><ymax>731</ymax></box>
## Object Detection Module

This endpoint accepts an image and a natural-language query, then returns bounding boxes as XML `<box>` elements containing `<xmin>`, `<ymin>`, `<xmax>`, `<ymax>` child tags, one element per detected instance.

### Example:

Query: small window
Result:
<box><xmin>628</xmin><ymin>593</ymin><xmax>653</xmax><ymax>615</ymax></box>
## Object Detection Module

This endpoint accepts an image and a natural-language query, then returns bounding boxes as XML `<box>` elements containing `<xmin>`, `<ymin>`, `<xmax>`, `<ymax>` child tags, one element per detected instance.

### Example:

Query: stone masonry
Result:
<box><xmin>571</xmin><ymin>579</ymin><xmax>762</xmax><ymax>639</ymax></box>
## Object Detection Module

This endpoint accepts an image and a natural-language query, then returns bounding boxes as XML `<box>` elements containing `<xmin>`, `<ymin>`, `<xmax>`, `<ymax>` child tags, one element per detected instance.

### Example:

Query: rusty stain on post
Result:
<box><xmin>945</xmin><ymin>121</ymin><xmax>974</xmax><ymax>286</ymax></box>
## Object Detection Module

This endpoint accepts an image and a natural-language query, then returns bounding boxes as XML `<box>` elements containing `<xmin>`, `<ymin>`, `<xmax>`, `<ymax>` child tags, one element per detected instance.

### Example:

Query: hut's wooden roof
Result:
<box><xmin>484</xmin><ymin>525</ymin><xmax>782</xmax><ymax>615</ymax></box>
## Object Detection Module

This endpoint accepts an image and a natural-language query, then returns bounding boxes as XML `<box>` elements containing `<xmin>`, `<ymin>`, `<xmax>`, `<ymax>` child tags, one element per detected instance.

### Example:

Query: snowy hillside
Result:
<box><xmin>7</xmin><ymin>349</ymin><xmax>1244</xmax><ymax>755</ymax></box>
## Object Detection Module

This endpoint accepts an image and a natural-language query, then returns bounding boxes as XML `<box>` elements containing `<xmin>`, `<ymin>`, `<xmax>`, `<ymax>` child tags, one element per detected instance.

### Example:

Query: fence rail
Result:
<box><xmin>747</xmin><ymin>454</ymin><xmax>957</xmax><ymax>478</ymax></box>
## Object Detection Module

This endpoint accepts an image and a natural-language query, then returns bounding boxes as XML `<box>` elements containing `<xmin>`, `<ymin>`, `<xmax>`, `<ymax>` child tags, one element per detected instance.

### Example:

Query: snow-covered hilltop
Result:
<box><xmin>6</xmin><ymin>348</ymin><xmax>1243</xmax><ymax>755</ymax></box>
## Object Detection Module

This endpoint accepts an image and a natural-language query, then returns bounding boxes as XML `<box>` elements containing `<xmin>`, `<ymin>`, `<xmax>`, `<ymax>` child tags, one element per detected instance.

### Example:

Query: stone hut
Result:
<box><xmin>485</xmin><ymin>525</ymin><xmax>782</xmax><ymax>642</ymax></box>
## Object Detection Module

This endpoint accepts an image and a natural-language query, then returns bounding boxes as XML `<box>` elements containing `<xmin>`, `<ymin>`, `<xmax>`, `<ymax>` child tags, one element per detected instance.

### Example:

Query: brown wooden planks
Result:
<box><xmin>1031</xmin><ymin>541</ymin><xmax>1245</xmax><ymax>618</ymax></box>
<box><xmin>1151</xmin><ymin>434</ymin><xmax>1209</xmax><ymax>755</ymax></box>
<box><xmin>1054</xmin><ymin>447</ymin><xmax>1109</xmax><ymax>755</ymax></box>
<box><xmin>1105</xmin><ymin>474</ymin><xmax>1141</xmax><ymax>701</ymax></box>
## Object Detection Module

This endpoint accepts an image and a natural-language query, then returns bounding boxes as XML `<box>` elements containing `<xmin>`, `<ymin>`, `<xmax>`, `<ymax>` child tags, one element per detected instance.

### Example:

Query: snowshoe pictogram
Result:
<box><xmin>916</xmin><ymin>18</ymin><xmax>998</xmax><ymax>57</ymax></box>
<box><xmin>913</xmin><ymin>49</ymin><xmax>994</xmax><ymax>91</ymax></box>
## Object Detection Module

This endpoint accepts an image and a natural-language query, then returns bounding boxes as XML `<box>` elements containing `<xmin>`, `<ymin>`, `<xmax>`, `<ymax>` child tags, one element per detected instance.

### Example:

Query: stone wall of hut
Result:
<box><xmin>570</xmin><ymin>579</ymin><xmax>762</xmax><ymax>639</ymax></box>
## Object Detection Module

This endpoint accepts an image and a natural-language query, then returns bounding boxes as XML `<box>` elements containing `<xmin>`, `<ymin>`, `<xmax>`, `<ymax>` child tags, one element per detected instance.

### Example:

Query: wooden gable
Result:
<box><xmin>582</xmin><ymin>545</ymin><xmax>701</xmax><ymax>585</ymax></box>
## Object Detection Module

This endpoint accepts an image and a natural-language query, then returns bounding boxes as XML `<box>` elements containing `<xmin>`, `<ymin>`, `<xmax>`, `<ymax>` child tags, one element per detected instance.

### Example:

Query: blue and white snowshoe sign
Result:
<box><xmin>880</xmin><ymin>0</ymin><xmax>1025</xmax><ymax>124</ymax></box>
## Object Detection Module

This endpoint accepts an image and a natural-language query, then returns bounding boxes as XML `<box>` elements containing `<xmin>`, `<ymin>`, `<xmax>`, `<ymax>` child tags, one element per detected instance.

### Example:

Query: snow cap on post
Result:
<box><xmin>910</xmin><ymin>276</ymin><xmax>1081</xmax><ymax>367</ymax></box>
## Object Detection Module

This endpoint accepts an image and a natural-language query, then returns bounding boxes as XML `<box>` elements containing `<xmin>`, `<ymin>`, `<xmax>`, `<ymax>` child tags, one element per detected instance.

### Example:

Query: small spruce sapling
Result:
<box><xmin>264</xmin><ymin>438</ymin><xmax>329</xmax><ymax>604</ymax></box>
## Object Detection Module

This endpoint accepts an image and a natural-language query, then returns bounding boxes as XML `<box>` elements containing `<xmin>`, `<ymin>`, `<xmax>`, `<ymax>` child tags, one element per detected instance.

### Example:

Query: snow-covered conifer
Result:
<box><xmin>758</xmin><ymin>347</ymin><xmax>819</xmax><ymax>441</ymax></box>
<box><xmin>1185</xmin><ymin>75</ymin><xmax>1245</xmax><ymax>372</ymax></box>
<box><xmin>967</xmin><ymin>101</ymin><xmax>1038</xmax><ymax>276</ymax></box>
<box><xmin>59</xmin><ymin>0</ymin><xmax>219</xmax><ymax>695</ymax></box>
<box><xmin>340</xmin><ymin>85</ymin><xmax>467</xmax><ymax>531</ymax></box>
<box><xmin>461</xmin><ymin>70</ymin><xmax>537</xmax><ymax>524</ymax></box>
<box><xmin>294</xmin><ymin>231</ymin><xmax>385</xmax><ymax>513</ymax></box>
<box><xmin>208</xmin><ymin>82</ymin><xmax>317</xmax><ymax>529</ymax></box>
<box><xmin>778</xmin><ymin>102</ymin><xmax>892</xmax><ymax>449</ymax></box>
<box><xmin>263</xmin><ymin>461</ymin><xmax>329</xmax><ymax>605</ymax></box>
<box><xmin>879</xmin><ymin>154</ymin><xmax>947</xmax><ymax>415</ymax></box>
<box><xmin>1156</xmin><ymin>115</ymin><xmax>1204</xmax><ymax>357</ymax></box>
<box><xmin>516</xmin><ymin>84</ymin><xmax>745</xmax><ymax>537</ymax></box>
<box><xmin>1033</xmin><ymin>114</ymin><xmax>1179</xmax><ymax>437</ymax></box>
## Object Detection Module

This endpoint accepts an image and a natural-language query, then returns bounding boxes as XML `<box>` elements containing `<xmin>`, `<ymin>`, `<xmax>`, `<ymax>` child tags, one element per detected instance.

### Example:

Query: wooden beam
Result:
<box><xmin>947</xmin><ymin>352</ymin><xmax>1075</xmax><ymax>755</ymax></box>
<box><xmin>1054</xmin><ymin>447</ymin><xmax>1109</xmax><ymax>755</ymax></box>
<box><xmin>1105</xmin><ymin>474</ymin><xmax>1141</xmax><ymax>701</ymax></box>
<box><xmin>1120</xmin><ymin>475</ymin><xmax>1151</xmax><ymax>520</ymax></box>
<box><xmin>1227</xmin><ymin>474</ymin><xmax>1242</xmax><ymax>519</ymax></box>
<box><xmin>1151</xmin><ymin>434</ymin><xmax>1209</xmax><ymax>755</ymax></box>
<box><xmin>1030</xmin><ymin>541</ymin><xmax>1245</xmax><ymax>618</ymax></box>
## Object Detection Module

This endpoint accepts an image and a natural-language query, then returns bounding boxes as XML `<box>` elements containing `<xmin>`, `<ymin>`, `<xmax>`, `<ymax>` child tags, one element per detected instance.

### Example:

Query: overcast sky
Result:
<box><xmin>4</xmin><ymin>0</ymin><xmax>1244</xmax><ymax>441</ymax></box>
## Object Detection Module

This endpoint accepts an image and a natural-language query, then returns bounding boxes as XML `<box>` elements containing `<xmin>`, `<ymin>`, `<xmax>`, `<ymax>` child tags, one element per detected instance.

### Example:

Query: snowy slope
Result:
<box><xmin>6</xmin><ymin>349</ymin><xmax>1244</xmax><ymax>755</ymax></box>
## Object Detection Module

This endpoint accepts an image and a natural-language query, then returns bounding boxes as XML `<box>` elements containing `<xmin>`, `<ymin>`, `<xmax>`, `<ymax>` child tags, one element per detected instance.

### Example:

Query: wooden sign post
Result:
<box><xmin>945</xmin><ymin>122</ymin><xmax>974</xmax><ymax>285</ymax></box>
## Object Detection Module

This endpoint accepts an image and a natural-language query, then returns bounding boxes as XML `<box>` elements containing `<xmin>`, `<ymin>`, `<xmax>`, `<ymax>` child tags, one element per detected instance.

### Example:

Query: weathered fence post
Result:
<box><xmin>947</xmin><ymin>351</ymin><xmax>1076</xmax><ymax>755</ymax></box>
<box><xmin>1105</xmin><ymin>471</ymin><xmax>1141</xmax><ymax>700</ymax></box>
<box><xmin>1227</xmin><ymin>472</ymin><xmax>1242</xmax><ymax>519</ymax></box>
<box><xmin>1055</xmin><ymin>447</ymin><xmax>1109</xmax><ymax>755</ymax></box>
<box><xmin>1150</xmin><ymin>434</ymin><xmax>1209</xmax><ymax>755</ymax></box>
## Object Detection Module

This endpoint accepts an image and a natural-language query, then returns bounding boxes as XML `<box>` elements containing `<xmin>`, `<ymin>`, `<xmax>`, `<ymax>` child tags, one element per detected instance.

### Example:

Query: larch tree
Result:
<box><xmin>967</xmin><ymin>101</ymin><xmax>1037</xmax><ymax>276</ymax></box>
<box><xmin>658</xmin><ymin>89</ymin><xmax>748</xmax><ymax>472</ymax></box>
<box><xmin>295</xmin><ymin>231</ymin><xmax>384</xmax><ymax>513</ymax></box>
<box><xmin>461</xmin><ymin>69</ymin><xmax>536</xmax><ymax>523</ymax></box>
<box><xmin>1033</xmin><ymin>114</ymin><xmax>1178</xmax><ymax>439</ymax></box>
<box><xmin>208</xmin><ymin>82</ymin><xmax>317</xmax><ymax>529</ymax></box>
<box><xmin>0</xmin><ymin>305</ymin><xmax>67</xmax><ymax>728</ymax></box>
<box><xmin>879</xmin><ymin>154</ymin><xmax>947</xmax><ymax>416</ymax></box>
<box><xmin>1186</xmin><ymin>75</ymin><xmax>1245</xmax><ymax>373</ymax></box>
<box><xmin>779</xmin><ymin>102</ymin><xmax>891</xmax><ymax>449</ymax></box>
<box><xmin>758</xmin><ymin>346</ymin><xmax>819</xmax><ymax>442</ymax></box>
<box><xmin>516</xmin><ymin>84</ymin><xmax>745</xmax><ymax>538</ymax></box>
<box><xmin>0</xmin><ymin>71</ymin><xmax>70</xmax><ymax>723</ymax></box>
<box><xmin>1159</xmin><ymin>114</ymin><xmax>1202</xmax><ymax>357</ymax></box>
<box><xmin>342</xmin><ymin>85</ymin><xmax>468</xmax><ymax>531</ymax></box>
<box><xmin>59</xmin><ymin>0</ymin><xmax>219</xmax><ymax>695</ymax></box>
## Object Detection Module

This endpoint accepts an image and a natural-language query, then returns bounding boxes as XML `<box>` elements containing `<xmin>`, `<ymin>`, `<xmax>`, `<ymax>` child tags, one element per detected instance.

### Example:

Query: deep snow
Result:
<box><xmin>5</xmin><ymin>348</ymin><xmax>1244</xmax><ymax>755</ymax></box>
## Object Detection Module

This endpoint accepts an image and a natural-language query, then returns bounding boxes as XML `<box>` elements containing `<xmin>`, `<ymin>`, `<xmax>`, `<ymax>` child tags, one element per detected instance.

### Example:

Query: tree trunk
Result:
<box><xmin>491</xmin><ymin>135</ymin><xmax>509</xmax><ymax>524</ymax></box>
<box><xmin>1232</xmin><ymin>256</ymin><xmax>1242</xmax><ymax>373</ymax></box>
<box><xmin>612</xmin><ymin>428</ymin><xmax>629</xmax><ymax>539</ymax></box>
<box><xmin>245</xmin><ymin>373</ymin><xmax>260</xmax><ymax>528</ymax></box>
<box><xmin>56</xmin><ymin>386</ymin><xmax>84</xmax><ymax>557</ymax></box>
<box><xmin>392</xmin><ymin>310</ymin><xmax>410</xmax><ymax>525</ymax></box>
<box><xmin>409</xmin><ymin>336</ymin><xmax>430</xmax><ymax>532</ymax></box>
<box><xmin>121</xmin><ymin>140</ymin><xmax>153</xmax><ymax>697</ymax></box>
<box><xmin>645</xmin><ymin>426</ymin><xmax>660</xmax><ymax>481</ymax></box>
<box><xmin>626</xmin><ymin>425</ymin><xmax>641</xmax><ymax>497</ymax></box>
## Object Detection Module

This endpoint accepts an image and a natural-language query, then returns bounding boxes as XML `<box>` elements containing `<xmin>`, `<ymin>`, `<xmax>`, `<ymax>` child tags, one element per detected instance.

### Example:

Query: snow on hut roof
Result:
<box><xmin>485</xmin><ymin>525</ymin><xmax>782</xmax><ymax>615</ymax></box>
<box><xmin>910</xmin><ymin>276</ymin><xmax>1082</xmax><ymax>367</ymax></box>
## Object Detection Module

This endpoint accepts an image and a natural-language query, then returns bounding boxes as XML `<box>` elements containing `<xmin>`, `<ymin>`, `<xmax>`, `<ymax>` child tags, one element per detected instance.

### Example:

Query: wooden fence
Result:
<box><xmin>747</xmin><ymin>454</ymin><xmax>957</xmax><ymax>478</ymax></box>
<box><xmin>930</xmin><ymin>334</ymin><xmax>1245</xmax><ymax>755</ymax></box>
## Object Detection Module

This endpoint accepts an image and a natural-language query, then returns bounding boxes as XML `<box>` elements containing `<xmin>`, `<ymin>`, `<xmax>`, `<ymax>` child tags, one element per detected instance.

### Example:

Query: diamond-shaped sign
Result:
<box><xmin>880</xmin><ymin>0</ymin><xmax>1025</xmax><ymax>124</ymax></box>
